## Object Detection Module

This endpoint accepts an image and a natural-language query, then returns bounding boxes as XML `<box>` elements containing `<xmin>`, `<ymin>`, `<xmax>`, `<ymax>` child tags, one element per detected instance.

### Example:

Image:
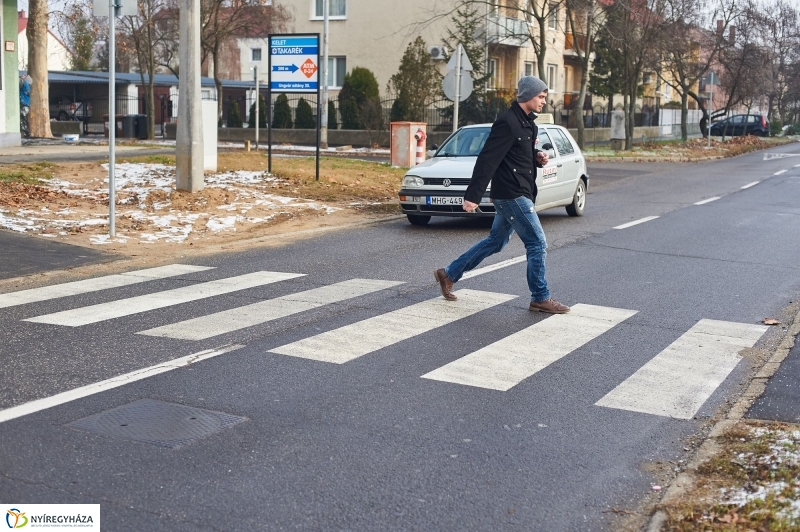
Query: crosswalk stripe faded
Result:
<box><xmin>138</xmin><ymin>279</ymin><xmax>404</xmax><ymax>340</ymax></box>
<box><xmin>421</xmin><ymin>304</ymin><xmax>637</xmax><ymax>391</ymax></box>
<box><xmin>595</xmin><ymin>319</ymin><xmax>768</xmax><ymax>419</ymax></box>
<box><xmin>268</xmin><ymin>289</ymin><xmax>517</xmax><ymax>364</ymax></box>
<box><xmin>24</xmin><ymin>271</ymin><xmax>304</xmax><ymax>326</ymax></box>
<box><xmin>0</xmin><ymin>264</ymin><xmax>213</xmax><ymax>309</ymax></box>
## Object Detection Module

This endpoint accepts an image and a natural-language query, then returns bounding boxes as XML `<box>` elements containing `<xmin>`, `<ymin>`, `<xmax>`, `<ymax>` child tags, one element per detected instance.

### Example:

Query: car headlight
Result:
<box><xmin>402</xmin><ymin>175</ymin><xmax>424</xmax><ymax>188</ymax></box>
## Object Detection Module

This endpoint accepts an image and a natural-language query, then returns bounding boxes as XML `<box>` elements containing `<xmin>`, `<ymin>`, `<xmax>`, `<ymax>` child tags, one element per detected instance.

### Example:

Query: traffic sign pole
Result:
<box><xmin>453</xmin><ymin>44</ymin><xmax>462</xmax><ymax>133</ymax></box>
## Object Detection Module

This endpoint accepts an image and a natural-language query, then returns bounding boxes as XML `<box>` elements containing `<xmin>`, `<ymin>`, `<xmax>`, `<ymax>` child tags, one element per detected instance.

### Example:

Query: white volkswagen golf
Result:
<box><xmin>398</xmin><ymin>123</ymin><xmax>588</xmax><ymax>225</ymax></box>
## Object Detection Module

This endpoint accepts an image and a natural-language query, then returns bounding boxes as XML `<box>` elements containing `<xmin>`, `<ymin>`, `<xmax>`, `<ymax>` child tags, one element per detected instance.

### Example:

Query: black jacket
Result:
<box><xmin>464</xmin><ymin>101</ymin><xmax>541</xmax><ymax>205</ymax></box>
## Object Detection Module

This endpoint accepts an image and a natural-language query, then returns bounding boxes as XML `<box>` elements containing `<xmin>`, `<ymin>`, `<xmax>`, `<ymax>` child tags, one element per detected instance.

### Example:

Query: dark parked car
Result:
<box><xmin>709</xmin><ymin>114</ymin><xmax>769</xmax><ymax>137</ymax></box>
<box><xmin>49</xmin><ymin>95</ymin><xmax>93</xmax><ymax>121</ymax></box>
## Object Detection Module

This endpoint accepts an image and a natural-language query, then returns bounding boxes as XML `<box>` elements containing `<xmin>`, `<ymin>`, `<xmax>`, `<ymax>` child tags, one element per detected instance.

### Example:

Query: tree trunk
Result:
<box><xmin>27</xmin><ymin>0</ymin><xmax>53</xmax><ymax>138</ymax></box>
<box><xmin>680</xmin><ymin>91</ymin><xmax>688</xmax><ymax>142</ymax></box>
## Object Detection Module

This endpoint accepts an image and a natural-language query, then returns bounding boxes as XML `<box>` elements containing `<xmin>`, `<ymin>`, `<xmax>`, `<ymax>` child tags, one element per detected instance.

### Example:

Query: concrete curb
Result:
<box><xmin>644</xmin><ymin>307</ymin><xmax>800</xmax><ymax>531</ymax></box>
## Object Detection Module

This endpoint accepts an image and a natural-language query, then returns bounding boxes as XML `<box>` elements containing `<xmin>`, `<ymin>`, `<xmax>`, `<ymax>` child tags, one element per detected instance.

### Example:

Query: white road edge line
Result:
<box><xmin>795</xmin><ymin>164</ymin><xmax>800</xmax><ymax>168</ymax></box>
<box><xmin>741</xmin><ymin>181</ymin><xmax>760</xmax><ymax>189</ymax></box>
<box><xmin>694</xmin><ymin>196</ymin><xmax>721</xmax><ymax>205</ymax></box>
<box><xmin>0</xmin><ymin>344</ymin><xmax>244</xmax><ymax>424</ymax></box>
<box><xmin>613</xmin><ymin>216</ymin><xmax>660</xmax><ymax>230</ymax></box>
<box><xmin>774</xmin><ymin>170</ymin><xmax>787</xmax><ymax>175</ymax></box>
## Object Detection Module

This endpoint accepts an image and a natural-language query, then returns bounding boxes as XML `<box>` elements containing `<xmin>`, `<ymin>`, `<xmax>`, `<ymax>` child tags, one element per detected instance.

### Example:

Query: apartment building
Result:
<box><xmin>271</xmin><ymin>0</ymin><xmax>581</xmax><ymax>106</ymax></box>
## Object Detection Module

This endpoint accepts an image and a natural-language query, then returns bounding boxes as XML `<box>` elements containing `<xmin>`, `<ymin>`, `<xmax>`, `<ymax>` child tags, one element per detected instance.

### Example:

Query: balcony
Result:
<box><xmin>564</xmin><ymin>33</ymin><xmax>587</xmax><ymax>57</ymax></box>
<box><xmin>485</xmin><ymin>16</ymin><xmax>531</xmax><ymax>48</ymax></box>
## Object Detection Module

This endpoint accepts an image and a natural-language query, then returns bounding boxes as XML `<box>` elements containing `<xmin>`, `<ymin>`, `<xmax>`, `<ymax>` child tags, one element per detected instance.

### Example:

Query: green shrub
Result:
<box><xmin>227</xmin><ymin>100</ymin><xmax>242</xmax><ymax>128</ymax></box>
<box><xmin>770</xmin><ymin>119</ymin><xmax>782</xmax><ymax>137</ymax></box>
<box><xmin>788</xmin><ymin>123</ymin><xmax>800</xmax><ymax>135</ymax></box>
<box><xmin>328</xmin><ymin>100</ymin><xmax>338</xmax><ymax>130</ymax></box>
<box><xmin>338</xmin><ymin>67</ymin><xmax>380</xmax><ymax>129</ymax></box>
<box><xmin>295</xmin><ymin>98</ymin><xmax>315</xmax><ymax>129</ymax></box>
<box><xmin>271</xmin><ymin>94</ymin><xmax>293</xmax><ymax>129</ymax></box>
<box><xmin>248</xmin><ymin>94</ymin><xmax>267</xmax><ymax>129</ymax></box>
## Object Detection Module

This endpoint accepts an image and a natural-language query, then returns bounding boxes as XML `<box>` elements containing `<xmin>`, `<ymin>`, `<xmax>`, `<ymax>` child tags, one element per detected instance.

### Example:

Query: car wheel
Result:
<box><xmin>565</xmin><ymin>178</ymin><xmax>586</xmax><ymax>217</ymax></box>
<box><xmin>407</xmin><ymin>214</ymin><xmax>431</xmax><ymax>226</ymax></box>
<box><xmin>58</xmin><ymin>111</ymin><xmax>69</xmax><ymax>121</ymax></box>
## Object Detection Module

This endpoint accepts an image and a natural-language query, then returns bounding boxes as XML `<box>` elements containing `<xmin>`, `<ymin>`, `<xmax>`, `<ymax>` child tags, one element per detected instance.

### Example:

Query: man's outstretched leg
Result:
<box><xmin>434</xmin><ymin>214</ymin><xmax>513</xmax><ymax>301</ymax></box>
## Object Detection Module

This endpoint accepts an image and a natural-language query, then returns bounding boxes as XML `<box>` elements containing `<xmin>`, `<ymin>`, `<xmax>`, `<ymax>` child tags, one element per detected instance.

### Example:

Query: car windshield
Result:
<box><xmin>435</xmin><ymin>127</ymin><xmax>491</xmax><ymax>157</ymax></box>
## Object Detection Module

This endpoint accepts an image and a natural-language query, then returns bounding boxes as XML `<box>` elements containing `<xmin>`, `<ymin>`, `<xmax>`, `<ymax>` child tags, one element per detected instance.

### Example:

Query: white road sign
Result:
<box><xmin>269</xmin><ymin>35</ymin><xmax>319</xmax><ymax>93</ymax></box>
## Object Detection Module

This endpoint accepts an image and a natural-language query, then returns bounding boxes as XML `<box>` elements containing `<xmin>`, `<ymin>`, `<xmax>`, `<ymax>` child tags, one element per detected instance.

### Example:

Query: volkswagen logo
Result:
<box><xmin>442</xmin><ymin>178</ymin><xmax>452</xmax><ymax>187</ymax></box>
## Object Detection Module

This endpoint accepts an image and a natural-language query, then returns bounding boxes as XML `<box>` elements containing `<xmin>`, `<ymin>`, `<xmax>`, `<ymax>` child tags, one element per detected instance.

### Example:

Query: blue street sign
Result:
<box><xmin>269</xmin><ymin>34</ymin><xmax>319</xmax><ymax>94</ymax></box>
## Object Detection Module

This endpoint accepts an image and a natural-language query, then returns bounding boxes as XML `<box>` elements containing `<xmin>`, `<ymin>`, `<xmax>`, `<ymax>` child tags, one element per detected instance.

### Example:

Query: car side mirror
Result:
<box><xmin>541</xmin><ymin>143</ymin><xmax>553</xmax><ymax>150</ymax></box>
<box><xmin>431</xmin><ymin>144</ymin><xmax>438</xmax><ymax>151</ymax></box>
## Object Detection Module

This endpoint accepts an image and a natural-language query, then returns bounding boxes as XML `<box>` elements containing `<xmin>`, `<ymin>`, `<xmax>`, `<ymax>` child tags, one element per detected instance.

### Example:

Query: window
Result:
<box><xmin>746</xmin><ymin>115</ymin><xmax>757</xmax><ymax>123</ymax></box>
<box><xmin>314</xmin><ymin>0</ymin><xmax>346</xmax><ymax>18</ymax></box>
<box><xmin>552</xmin><ymin>129</ymin><xmax>575</xmax><ymax>155</ymax></box>
<box><xmin>548</xmin><ymin>4</ymin><xmax>558</xmax><ymax>30</ymax></box>
<box><xmin>524</xmin><ymin>62</ymin><xmax>534</xmax><ymax>77</ymax></box>
<box><xmin>326</xmin><ymin>56</ymin><xmax>346</xmax><ymax>88</ymax></box>
<box><xmin>488</xmin><ymin>58</ymin><xmax>498</xmax><ymax>89</ymax></box>
<box><xmin>537</xmin><ymin>130</ymin><xmax>553</xmax><ymax>149</ymax></box>
<box><xmin>547</xmin><ymin>64</ymin><xmax>557</xmax><ymax>91</ymax></box>
<box><xmin>251</xmin><ymin>48</ymin><xmax>262</xmax><ymax>62</ymax></box>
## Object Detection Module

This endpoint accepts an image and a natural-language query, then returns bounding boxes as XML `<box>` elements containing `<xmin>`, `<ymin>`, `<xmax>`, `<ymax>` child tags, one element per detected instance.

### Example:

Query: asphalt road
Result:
<box><xmin>1</xmin><ymin>143</ymin><xmax>799</xmax><ymax>531</ymax></box>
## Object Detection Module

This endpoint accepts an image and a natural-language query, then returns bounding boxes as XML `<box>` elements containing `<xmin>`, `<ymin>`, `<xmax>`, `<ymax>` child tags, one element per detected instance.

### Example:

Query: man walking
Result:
<box><xmin>434</xmin><ymin>76</ymin><xmax>569</xmax><ymax>314</ymax></box>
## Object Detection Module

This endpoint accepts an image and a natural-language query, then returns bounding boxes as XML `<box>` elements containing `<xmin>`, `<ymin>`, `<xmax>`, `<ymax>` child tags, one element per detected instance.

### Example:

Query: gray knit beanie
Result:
<box><xmin>517</xmin><ymin>76</ymin><xmax>548</xmax><ymax>102</ymax></box>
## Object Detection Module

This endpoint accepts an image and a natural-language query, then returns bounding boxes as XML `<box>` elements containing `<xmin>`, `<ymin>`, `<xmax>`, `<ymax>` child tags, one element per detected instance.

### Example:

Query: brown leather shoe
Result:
<box><xmin>434</xmin><ymin>268</ymin><xmax>457</xmax><ymax>301</ymax></box>
<box><xmin>529</xmin><ymin>298</ymin><xmax>570</xmax><ymax>314</ymax></box>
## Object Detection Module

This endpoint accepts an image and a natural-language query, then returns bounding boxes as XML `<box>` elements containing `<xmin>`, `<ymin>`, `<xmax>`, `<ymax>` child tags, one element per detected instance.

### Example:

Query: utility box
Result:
<box><xmin>390</xmin><ymin>122</ymin><xmax>426</xmax><ymax>167</ymax></box>
<box><xmin>202</xmin><ymin>99</ymin><xmax>218</xmax><ymax>172</ymax></box>
<box><xmin>610</xmin><ymin>110</ymin><xmax>625</xmax><ymax>150</ymax></box>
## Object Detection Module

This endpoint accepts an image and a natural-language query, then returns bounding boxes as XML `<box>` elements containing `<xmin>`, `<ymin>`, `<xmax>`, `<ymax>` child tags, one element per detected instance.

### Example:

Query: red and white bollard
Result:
<box><xmin>414</xmin><ymin>128</ymin><xmax>427</xmax><ymax>166</ymax></box>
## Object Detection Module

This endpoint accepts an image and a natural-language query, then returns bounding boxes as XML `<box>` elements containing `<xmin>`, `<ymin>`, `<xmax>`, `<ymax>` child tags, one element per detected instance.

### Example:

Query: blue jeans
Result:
<box><xmin>445</xmin><ymin>197</ymin><xmax>549</xmax><ymax>302</ymax></box>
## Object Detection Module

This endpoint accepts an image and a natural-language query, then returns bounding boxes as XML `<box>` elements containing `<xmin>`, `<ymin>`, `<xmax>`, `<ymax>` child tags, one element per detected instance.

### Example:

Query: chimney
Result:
<box><xmin>716</xmin><ymin>20</ymin><xmax>723</xmax><ymax>35</ymax></box>
<box><xmin>729</xmin><ymin>26</ymin><xmax>736</xmax><ymax>44</ymax></box>
<box><xmin>18</xmin><ymin>10</ymin><xmax>26</xmax><ymax>18</ymax></box>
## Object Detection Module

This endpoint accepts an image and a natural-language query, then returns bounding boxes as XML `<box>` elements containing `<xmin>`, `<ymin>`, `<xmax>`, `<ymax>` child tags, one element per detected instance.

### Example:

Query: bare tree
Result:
<box><xmin>715</xmin><ymin>0</ymin><xmax>769</xmax><ymax>133</ymax></box>
<box><xmin>755</xmin><ymin>0</ymin><xmax>800</xmax><ymax>125</ymax></box>
<box><xmin>200</xmin><ymin>0</ymin><xmax>292</xmax><ymax>123</ymax></box>
<box><xmin>658</xmin><ymin>0</ymin><xmax>737</xmax><ymax>141</ymax></box>
<box><xmin>27</xmin><ymin>0</ymin><xmax>53</xmax><ymax>138</ymax></box>
<box><xmin>564</xmin><ymin>0</ymin><xmax>603</xmax><ymax>147</ymax></box>
<box><xmin>120</xmin><ymin>0</ymin><xmax>177</xmax><ymax>139</ymax></box>
<box><xmin>600</xmin><ymin>0</ymin><xmax>667</xmax><ymax>149</ymax></box>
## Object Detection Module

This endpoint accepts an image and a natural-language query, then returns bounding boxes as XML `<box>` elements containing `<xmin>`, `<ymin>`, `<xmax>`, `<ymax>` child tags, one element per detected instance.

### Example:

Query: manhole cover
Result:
<box><xmin>66</xmin><ymin>399</ymin><xmax>247</xmax><ymax>449</ymax></box>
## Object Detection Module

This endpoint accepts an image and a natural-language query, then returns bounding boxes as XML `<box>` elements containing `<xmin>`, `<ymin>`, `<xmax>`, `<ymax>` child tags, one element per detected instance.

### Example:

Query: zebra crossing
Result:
<box><xmin>2</xmin><ymin>264</ymin><xmax>769</xmax><ymax>421</ymax></box>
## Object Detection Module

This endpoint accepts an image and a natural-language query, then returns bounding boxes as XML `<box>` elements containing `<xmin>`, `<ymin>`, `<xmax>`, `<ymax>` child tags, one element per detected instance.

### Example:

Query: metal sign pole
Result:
<box><xmin>108</xmin><ymin>0</ymin><xmax>116</xmax><ymax>238</ymax></box>
<box><xmin>254</xmin><ymin>65</ymin><xmax>259</xmax><ymax>150</ymax></box>
<box><xmin>453</xmin><ymin>44</ymin><xmax>462</xmax><ymax>133</ymax></box>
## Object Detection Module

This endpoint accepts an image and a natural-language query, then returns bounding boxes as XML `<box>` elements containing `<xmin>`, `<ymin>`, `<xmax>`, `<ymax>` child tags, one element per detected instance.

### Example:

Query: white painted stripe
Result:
<box><xmin>25</xmin><ymin>271</ymin><xmax>305</xmax><ymax>326</ymax></box>
<box><xmin>774</xmin><ymin>169</ymin><xmax>787</xmax><ymax>175</ymax></box>
<box><xmin>269</xmin><ymin>289</ymin><xmax>517</xmax><ymax>364</ymax></box>
<box><xmin>694</xmin><ymin>196</ymin><xmax>721</xmax><ymax>205</ymax></box>
<box><xmin>614</xmin><ymin>216</ymin><xmax>659</xmax><ymax>230</ymax></box>
<box><xmin>0</xmin><ymin>264</ymin><xmax>213</xmax><ymax>309</ymax></box>
<box><xmin>595</xmin><ymin>319</ymin><xmax>768</xmax><ymax>419</ymax></box>
<box><xmin>462</xmin><ymin>256</ymin><xmax>527</xmax><ymax>280</ymax></box>
<box><xmin>422</xmin><ymin>304</ymin><xmax>637</xmax><ymax>391</ymax></box>
<box><xmin>741</xmin><ymin>181</ymin><xmax>760</xmax><ymax>189</ymax></box>
<box><xmin>795</xmin><ymin>164</ymin><xmax>800</xmax><ymax>168</ymax></box>
<box><xmin>0</xmin><ymin>344</ymin><xmax>244</xmax><ymax>424</ymax></box>
<box><xmin>139</xmin><ymin>279</ymin><xmax>404</xmax><ymax>340</ymax></box>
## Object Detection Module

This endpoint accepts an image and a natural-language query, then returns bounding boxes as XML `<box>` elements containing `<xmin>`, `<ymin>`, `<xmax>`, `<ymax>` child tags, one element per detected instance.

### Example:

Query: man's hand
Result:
<box><xmin>462</xmin><ymin>200</ymin><xmax>479</xmax><ymax>213</ymax></box>
<box><xmin>536</xmin><ymin>151</ymin><xmax>549</xmax><ymax>166</ymax></box>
